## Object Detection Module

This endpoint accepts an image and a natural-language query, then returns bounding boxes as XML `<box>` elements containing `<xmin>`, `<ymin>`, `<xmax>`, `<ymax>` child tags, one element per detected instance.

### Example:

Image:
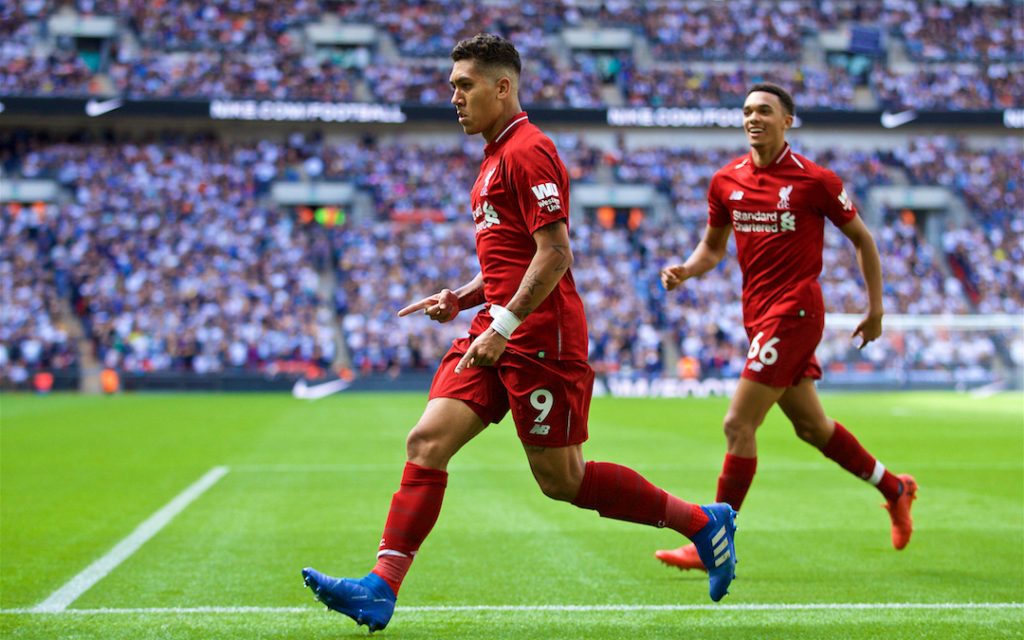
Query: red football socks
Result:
<box><xmin>371</xmin><ymin>462</ymin><xmax>448</xmax><ymax>595</ymax></box>
<box><xmin>716</xmin><ymin>453</ymin><xmax>757</xmax><ymax>511</ymax></box>
<box><xmin>820</xmin><ymin>422</ymin><xmax>901</xmax><ymax>502</ymax></box>
<box><xmin>571</xmin><ymin>461</ymin><xmax>709</xmax><ymax>538</ymax></box>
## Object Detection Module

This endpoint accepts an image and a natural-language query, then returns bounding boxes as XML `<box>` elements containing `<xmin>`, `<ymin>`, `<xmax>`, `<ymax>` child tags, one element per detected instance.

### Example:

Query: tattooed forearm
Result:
<box><xmin>504</xmin><ymin>223</ymin><xmax>574</xmax><ymax>322</ymax></box>
<box><xmin>551</xmin><ymin>244</ymin><xmax>570</xmax><ymax>272</ymax></box>
<box><xmin>455</xmin><ymin>272</ymin><xmax>485</xmax><ymax>309</ymax></box>
<box><xmin>460</xmin><ymin>288</ymin><xmax>486</xmax><ymax>308</ymax></box>
<box><xmin>513</xmin><ymin>272</ymin><xmax>546</xmax><ymax>316</ymax></box>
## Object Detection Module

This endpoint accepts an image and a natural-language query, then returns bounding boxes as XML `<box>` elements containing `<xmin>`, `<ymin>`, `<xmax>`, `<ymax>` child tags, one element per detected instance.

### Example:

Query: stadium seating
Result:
<box><xmin>1</xmin><ymin>1</ymin><xmax>1020</xmax><ymax>386</ymax></box>
<box><xmin>3</xmin><ymin>126</ymin><xmax>1019</xmax><ymax>383</ymax></box>
<box><xmin>2</xmin><ymin>1</ymin><xmax>1020</xmax><ymax>109</ymax></box>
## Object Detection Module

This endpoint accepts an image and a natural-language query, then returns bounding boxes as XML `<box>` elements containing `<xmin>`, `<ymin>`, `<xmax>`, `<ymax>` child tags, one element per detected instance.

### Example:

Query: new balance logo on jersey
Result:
<box><xmin>729</xmin><ymin>190</ymin><xmax>744</xmax><ymax>200</ymax></box>
<box><xmin>837</xmin><ymin>188</ymin><xmax>854</xmax><ymax>211</ymax></box>
<box><xmin>529</xmin><ymin>424</ymin><xmax>551</xmax><ymax>435</ymax></box>
<box><xmin>780</xmin><ymin>211</ymin><xmax>796</xmax><ymax>231</ymax></box>
<box><xmin>747</xmin><ymin>360</ymin><xmax>764</xmax><ymax>372</ymax></box>
<box><xmin>777</xmin><ymin>185</ymin><xmax>793</xmax><ymax>209</ymax></box>
<box><xmin>531</xmin><ymin>182</ymin><xmax>562</xmax><ymax>212</ymax></box>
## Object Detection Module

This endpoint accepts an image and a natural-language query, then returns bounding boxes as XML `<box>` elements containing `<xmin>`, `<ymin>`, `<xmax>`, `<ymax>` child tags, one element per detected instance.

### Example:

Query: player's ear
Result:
<box><xmin>495</xmin><ymin>74</ymin><xmax>512</xmax><ymax>100</ymax></box>
<box><xmin>783</xmin><ymin>113</ymin><xmax>794</xmax><ymax>130</ymax></box>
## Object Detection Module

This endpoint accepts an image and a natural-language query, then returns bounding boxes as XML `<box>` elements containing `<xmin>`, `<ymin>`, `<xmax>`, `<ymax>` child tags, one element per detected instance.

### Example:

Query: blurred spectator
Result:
<box><xmin>4</xmin><ymin>133</ymin><xmax>1018</xmax><ymax>382</ymax></box>
<box><xmin>623</xmin><ymin>67</ymin><xmax>855</xmax><ymax>109</ymax></box>
<box><xmin>9</xmin><ymin>135</ymin><xmax>337</xmax><ymax>375</ymax></box>
<box><xmin>110</xmin><ymin>49</ymin><xmax>360</xmax><ymax>100</ymax></box>
<box><xmin>875</xmin><ymin>66</ymin><xmax>1024</xmax><ymax>111</ymax></box>
<box><xmin>887</xmin><ymin>0</ymin><xmax>1024</xmax><ymax>63</ymax></box>
<box><xmin>0</xmin><ymin>201</ymin><xmax>77</xmax><ymax>384</ymax></box>
<box><xmin>3</xmin><ymin>0</ymin><xmax>1019</xmax><ymax>110</ymax></box>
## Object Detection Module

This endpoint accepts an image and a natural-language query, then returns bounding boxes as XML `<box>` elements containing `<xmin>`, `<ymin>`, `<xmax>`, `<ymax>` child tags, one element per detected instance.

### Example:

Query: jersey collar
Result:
<box><xmin>484</xmin><ymin>112</ymin><xmax>529</xmax><ymax>156</ymax></box>
<box><xmin>750</xmin><ymin>142</ymin><xmax>791</xmax><ymax>173</ymax></box>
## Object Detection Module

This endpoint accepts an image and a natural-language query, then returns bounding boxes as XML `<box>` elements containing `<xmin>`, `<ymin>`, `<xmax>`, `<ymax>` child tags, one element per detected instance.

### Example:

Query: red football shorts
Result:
<box><xmin>740</xmin><ymin>315</ymin><xmax>824</xmax><ymax>388</ymax></box>
<box><xmin>429</xmin><ymin>337</ymin><xmax>595</xmax><ymax>447</ymax></box>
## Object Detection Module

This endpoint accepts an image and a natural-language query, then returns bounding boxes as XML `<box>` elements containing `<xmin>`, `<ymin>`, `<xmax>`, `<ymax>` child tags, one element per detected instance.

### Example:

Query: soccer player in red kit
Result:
<box><xmin>301</xmin><ymin>34</ymin><xmax>738</xmax><ymax>631</ymax></box>
<box><xmin>655</xmin><ymin>83</ymin><xmax>918</xmax><ymax>572</ymax></box>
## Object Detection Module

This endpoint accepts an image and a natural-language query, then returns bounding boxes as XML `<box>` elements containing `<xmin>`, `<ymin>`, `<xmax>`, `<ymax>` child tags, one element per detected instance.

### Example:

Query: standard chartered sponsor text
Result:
<box><xmin>732</xmin><ymin>210</ymin><xmax>779</xmax><ymax>223</ymax></box>
<box><xmin>732</xmin><ymin>210</ymin><xmax>783</xmax><ymax>233</ymax></box>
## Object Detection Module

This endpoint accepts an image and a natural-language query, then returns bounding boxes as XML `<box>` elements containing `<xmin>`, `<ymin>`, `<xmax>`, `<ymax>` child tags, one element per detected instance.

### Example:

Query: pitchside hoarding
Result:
<box><xmin>0</xmin><ymin>97</ymin><xmax>1020</xmax><ymax>129</ymax></box>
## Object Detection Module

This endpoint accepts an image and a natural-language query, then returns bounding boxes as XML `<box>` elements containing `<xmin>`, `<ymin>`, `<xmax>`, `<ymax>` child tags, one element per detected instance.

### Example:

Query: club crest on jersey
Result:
<box><xmin>531</xmin><ymin>182</ymin><xmax>562</xmax><ymax>212</ymax></box>
<box><xmin>473</xmin><ymin>200</ymin><xmax>501</xmax><ymax>232</ymax></box>
<box><xmin>480</xmin><ymin>167</ymin><xmax>496</xmax><ymax>196</ymax></box>
<box><xmin>777</xmin><ymin>185</ymin><xmax>793</xmax><ymax>209</ymax></box>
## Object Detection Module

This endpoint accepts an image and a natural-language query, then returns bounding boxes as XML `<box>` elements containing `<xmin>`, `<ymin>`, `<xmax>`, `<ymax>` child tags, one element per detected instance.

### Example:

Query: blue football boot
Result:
<box><xmin>302</xmin><ymin>567</ymin><xmax>396</xmax><ymax>632</ymax></box>
<box><xmin>689</xmin><ymin>503</ymin><xmax>738</xmax><ymax>602</ymax></box>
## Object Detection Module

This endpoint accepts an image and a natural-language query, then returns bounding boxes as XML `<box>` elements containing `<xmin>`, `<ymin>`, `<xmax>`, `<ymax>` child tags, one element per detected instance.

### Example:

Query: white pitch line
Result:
<box><xmin>4</xmin><ymin>602</ymin><xmax>1021</xmax><ymax>615</ymax></box>
<box><xmin>31</xmin><ymin>466</ymin><xmax>230</xmax><ymax>613</ymax></box>
<box><xmin>230</xmin><ymin>461</ymin><xmax>1024</xmax><ymax>473</ymax></box>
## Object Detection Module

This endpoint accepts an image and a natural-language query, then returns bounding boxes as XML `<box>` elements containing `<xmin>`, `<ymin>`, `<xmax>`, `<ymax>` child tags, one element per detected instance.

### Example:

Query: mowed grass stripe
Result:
<box><xmin>30</xmin><ymin>467</ymin><xmax>229</xmax><ymax>612</ymax></box>
<box><xmin>1</xmin><ymin>392</ymin><xmax>1021</xmax><ymax>640</ymax></box>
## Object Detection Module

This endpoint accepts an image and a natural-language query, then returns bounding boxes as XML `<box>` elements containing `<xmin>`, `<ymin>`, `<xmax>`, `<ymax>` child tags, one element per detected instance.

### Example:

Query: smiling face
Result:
<box><xmin>742</xmin><ymin>90</ymin><xmax>794</xmax><ymax>160</ymax></box>
<box><xmin>449</xmin><ymin>59</ymin><xmax>516</xmax><ymax>142</ymax></box>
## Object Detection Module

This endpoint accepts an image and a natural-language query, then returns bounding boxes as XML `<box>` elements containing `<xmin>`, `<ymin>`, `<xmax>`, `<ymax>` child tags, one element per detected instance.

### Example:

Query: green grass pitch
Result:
<box><xmin>1</xmin><ymin>391</ymin><xmax>1022</xmax><ymax>639</ymax></box>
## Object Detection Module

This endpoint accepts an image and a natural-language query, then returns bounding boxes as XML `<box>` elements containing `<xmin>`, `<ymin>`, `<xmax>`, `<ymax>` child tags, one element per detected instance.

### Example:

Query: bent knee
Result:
<box><xmin>406</xmin><ymin>425</ymin><xmax>447</xmax><ymax>465</ymax></box>
<box><xmin>722</xmin><ymin>413</ymin><xmax>758</xmax><ymax>441</ymax></box>
<box><xmin>791</xmin><ymin>418</ymin><xmax>831</xmax><ymax>446</ymax></box>
<box><xmin>535</xmin><ymin>478</ymin><xmax>578</xmax><ymax>502</ymax></box>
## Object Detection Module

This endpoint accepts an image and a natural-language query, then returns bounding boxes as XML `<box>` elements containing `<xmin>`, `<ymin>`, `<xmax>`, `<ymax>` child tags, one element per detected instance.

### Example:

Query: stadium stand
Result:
<box><xmin>1</xmin><ymin>0</ymin><xmax>1021</xmax><ymax>390</ymax></box>
<box><xmin>2</xmin><ymin>128</ymin><xmax>1020</xmax><ymax>383</ymax></box>
<box><xmin>2</xmin><ymin>1</ymin><xmax>1020</xmax><ymax>109</ymax></box>
<box><xmin>3</xmin><ymin>135</ymin><xmax>338</xmax><ymax>378</ymax></box>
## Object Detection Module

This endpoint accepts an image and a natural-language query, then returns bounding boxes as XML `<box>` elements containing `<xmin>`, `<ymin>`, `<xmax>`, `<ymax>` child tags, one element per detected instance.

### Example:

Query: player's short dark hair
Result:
<box><xmin>747</xmin><ymin>83</ymin><xmax>796</xmax><ymax>115</ymax></box>
<box><xmin>450</xmin><ymin>33</ymin><xmax>521</xmax><ymax>78</ymax></box>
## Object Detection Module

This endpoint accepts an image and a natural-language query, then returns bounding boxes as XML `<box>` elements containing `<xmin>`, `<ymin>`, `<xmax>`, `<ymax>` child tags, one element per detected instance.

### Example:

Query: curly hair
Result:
<box><xmin>748</xmin><ymin>82</ymin><xmax>796</xmax><ymax>115</ymax></box>
<box><xmin>450</xmin><ymin>33</ymin><xmax>521</xmax><ymax>77</ymax></box>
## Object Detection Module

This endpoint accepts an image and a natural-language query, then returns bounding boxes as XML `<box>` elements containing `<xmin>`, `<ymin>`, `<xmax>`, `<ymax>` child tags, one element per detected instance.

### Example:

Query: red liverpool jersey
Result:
<box><xmin>708</xmin><ymin>143</ymin><xmax>858</xmax><ymax>322</ymax></box>
<box><xmin>467</xmin><ymin>112</ymin><xmax>588</xmax><ymax>361</ymax></box>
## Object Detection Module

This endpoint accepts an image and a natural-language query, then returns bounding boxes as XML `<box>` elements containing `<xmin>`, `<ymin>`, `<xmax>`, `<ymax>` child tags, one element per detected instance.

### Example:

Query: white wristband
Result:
<box><xmin>488</xmin><ymin>304</ymin><xmax>522</xmax><ymax>339</ymax></box>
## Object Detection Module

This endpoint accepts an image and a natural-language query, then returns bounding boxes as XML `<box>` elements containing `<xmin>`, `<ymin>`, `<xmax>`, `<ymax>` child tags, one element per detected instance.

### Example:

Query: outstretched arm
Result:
<box><xmin>455</xmin><ymin>221</ymin><xmax>572</xmax><ymax>373</ymax></box>
<box><xmin>839</xmin><ymin>214</ymin><xmax>884</xmax><ymax>349</ymax></box>
<box><xmin>660</xmin><ymin>224</ymin><xmax>732</xmax><ymax>290</ymax></box>
<box><xmin>398</xmin><ymin>272</ymin><xmax>485</xmax><ymax>323</ymax></box>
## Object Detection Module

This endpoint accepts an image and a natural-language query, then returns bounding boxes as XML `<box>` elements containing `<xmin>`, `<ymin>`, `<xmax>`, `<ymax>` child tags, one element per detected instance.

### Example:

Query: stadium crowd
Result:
<box><xmin>4</xmin><ymin>135</ymin><xmax>338</xmax><ymax>379</ymax></box>
<box><xmin>2</xmin><ymin>1</ymin><xmax>1021</xmax><ymax>110</ymax></box>
<box><xmin>622</xmin><ymin>66</ymin><xmax>856</xmax><ymax>110</ymax></box>
<box><xmin>3</xmin><ymin>131</ymin><xmax>1020</xmax><ymax>384</ymax></box>
<box><xmin>886</xmin><ymin>0</ymin><xmax>1023</xmax><ymax>63</ymax></box>
<box><xmin>110</xmin><ymin>49</ymin><xmax>361</xmax><ymax>101</ymax></box>
<box><xmin>0</xmin><ymin>201</ymin><xmax>78</xmax><ymax>382</ymax></box>
<box><xmin>4</xmin><ymin>124</ymin><xmax>1021</xmax><ymax>387</ymax></box>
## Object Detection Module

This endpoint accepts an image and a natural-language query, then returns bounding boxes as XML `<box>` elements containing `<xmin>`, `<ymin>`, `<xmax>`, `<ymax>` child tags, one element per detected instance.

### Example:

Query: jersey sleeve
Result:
<box><xmin>707</xmin><ymin>171</ymin><xmax>731</xmax><ymax>227</ymax></box>
<box><xmin>815</xmin><ymin>168</ymin><xmax>858</xmax><ymax>227</ymax></box>
<box><xmin>510</xmin><ymin>137</ymin><xmax>569</xmax><ymax>234</ymax></box>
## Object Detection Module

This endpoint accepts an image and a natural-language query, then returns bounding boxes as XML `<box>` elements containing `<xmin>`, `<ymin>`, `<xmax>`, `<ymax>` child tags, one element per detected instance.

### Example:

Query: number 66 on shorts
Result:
<box><xmin>741</xmin><ymin>315</ymin><xmax>825</xmax><ymax>388</ymax></box>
